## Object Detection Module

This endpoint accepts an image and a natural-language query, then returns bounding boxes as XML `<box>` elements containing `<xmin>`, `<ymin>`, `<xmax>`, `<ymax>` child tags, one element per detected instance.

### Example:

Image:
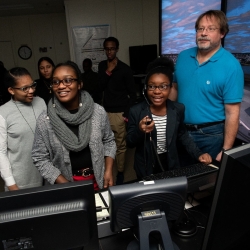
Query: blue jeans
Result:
<box><xmin>190</xmin><ymin>123</ymin><xmax>224</xmax><ymax>159</ymax></box>
<box><xmin>179</xmin><ymin>123</ymin><xmax>224</xmax><ymax>166</ymax></box>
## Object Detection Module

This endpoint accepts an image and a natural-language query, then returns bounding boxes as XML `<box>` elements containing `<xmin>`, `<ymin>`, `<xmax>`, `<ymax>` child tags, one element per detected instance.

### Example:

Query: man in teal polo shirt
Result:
<box><xmin>171</xmin><ymin>10</ymin><xmax>244</xmax><ymax>163</ymax></box>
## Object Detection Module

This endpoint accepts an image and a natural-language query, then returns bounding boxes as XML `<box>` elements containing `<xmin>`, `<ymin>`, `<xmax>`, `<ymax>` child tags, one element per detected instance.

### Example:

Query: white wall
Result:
<box><xmin>0</xmin><ymin>0</ymin><xmax>159</xmax><ymax>77</ymax></box>
<box><xmin>64</xmin><ymin>0</ymin><xmax>159</xmax><ymax>65</ymax></box>
<box><xmin>0</xmin><ymin>13</ymin><xmax>70</xmax><ymax>79</ymax></box>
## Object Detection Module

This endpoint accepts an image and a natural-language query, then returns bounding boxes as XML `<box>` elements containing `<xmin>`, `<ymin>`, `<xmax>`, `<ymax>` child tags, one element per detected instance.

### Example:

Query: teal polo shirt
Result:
<box><xmin>174</xmin><ymin>47</ymin><xmax>244</xmax><ymax>124</ymax></box>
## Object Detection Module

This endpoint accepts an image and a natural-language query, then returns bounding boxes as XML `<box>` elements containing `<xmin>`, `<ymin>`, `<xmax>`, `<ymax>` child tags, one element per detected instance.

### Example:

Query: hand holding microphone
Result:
<box><xmin>139</xmin><ymin>116</ymin><xmax>154</xmax><ymax>133</ymax></box>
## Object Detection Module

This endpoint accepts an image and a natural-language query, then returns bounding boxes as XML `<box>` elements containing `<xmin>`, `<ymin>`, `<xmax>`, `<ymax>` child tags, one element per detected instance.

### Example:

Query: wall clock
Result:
<box><xmin>18</xmin><ymin>45</ymin><xmax>32</xmax><ymax>60</ymax></box>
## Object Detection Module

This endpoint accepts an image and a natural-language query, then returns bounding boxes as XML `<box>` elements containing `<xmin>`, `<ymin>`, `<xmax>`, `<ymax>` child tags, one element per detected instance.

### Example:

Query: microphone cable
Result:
<box><xmin>142</xmin><ymin>87</ymin><xmax>165</xmax><ymax>173</ymax></box>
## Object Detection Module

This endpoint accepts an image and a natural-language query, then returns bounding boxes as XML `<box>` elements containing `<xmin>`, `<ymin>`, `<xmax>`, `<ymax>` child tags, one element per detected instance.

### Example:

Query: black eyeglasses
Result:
<box><xmin>147</xmin><ymin>84</ymin><xmax>170</xmax><ymax>91</ymax></box>
<box><xmin>196</xmin><ymin>27</ymin><xmax>219</xmax><ymax>33</ymax></box>
<box><xmin>12</xmin><ymin>82</ymin><xmax>37</xmax><ymax>93</ymax></box>
<box><xmin>51</xmin><ymin>78</ymin><xmax>78</xmax><ymax>87</ymax></box>
<box><xmin>104</xmin><ymin>47</ymin><xmax>117</xmax><ymax>52</ymax></box>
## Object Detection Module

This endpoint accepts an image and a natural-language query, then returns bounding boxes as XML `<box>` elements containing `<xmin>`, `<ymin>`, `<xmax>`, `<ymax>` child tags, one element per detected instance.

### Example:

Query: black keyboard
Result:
<box><xmin>142</xmin><ymin>162</ymin><xmax>219</xmax><ymax>181</ymax></box>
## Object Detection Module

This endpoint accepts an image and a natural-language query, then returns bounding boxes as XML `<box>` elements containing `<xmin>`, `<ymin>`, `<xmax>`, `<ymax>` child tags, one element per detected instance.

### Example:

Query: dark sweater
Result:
<box><xmin>35</xmin><ymin>78</ymin><xmax>52</xmax><ymax>105</ymax></box>
<box><xmin>98</xmin><ymin>59</ymin><xmax>136</xmax><ymax>116</ymax></box>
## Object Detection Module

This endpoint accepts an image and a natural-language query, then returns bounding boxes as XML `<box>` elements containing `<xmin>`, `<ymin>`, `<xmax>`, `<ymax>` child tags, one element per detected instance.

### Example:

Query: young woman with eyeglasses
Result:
<box><xmin>126</xmin><ymin>57</ymin><xmax>212</xmax><ymax>180</ymax></box>
<box><xmin>32</xmin><ymin>61</ymin><xmax>116</xmax><ymax>190</ymax></box>
<box><xmin>0</xmin><ymin>67</ymin><xmax>47</xmax><ymax>191</ymax></box>
<box><xmin>35</xmin><ymin>57</ymin><xmax>55</xmax><ymax>105</ymax></box>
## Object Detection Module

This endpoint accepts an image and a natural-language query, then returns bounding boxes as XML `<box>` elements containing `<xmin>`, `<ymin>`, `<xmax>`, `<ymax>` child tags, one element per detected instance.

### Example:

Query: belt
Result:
<box><xmin>73</xmin><ymin>168</ymin><xmax>94</xmax><ymax>177</ymax></box>
<box><xmin>185</xmin><ymin>121</ymin><xmax>224</xmax><ymax>131</ymax></box>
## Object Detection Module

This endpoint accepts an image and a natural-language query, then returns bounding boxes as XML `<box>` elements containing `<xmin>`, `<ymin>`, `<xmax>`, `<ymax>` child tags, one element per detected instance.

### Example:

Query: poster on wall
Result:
<box><xmin>72</xmin><ymin>25</ymin><xmax>110</xmax><ymax>72</ymax></box>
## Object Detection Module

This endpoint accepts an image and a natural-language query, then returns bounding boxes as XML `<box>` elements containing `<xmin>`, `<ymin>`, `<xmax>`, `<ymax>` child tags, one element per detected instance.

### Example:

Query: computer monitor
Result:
<box><xmin>201</xmin><ymin>143</ymin><xmax>250</xmax><ymax>250</ymax></box>
<box><xmin>108</xmin><ymin>177</ymin><xmax>187</xmax><ymax>250</ymax></box>
<box><xmin>129</xmin><ymin>44</ymin><xmax>157</xmax><ymax>75</ymax></box>
<box><xmin>236</xmin><ymin>78</ymin><xmax>250</xmax><ymax>143</ymax></box>
<box><xmin>0</xmin><ymin>181</ymin><xmax>99</xmax><ymax>250</ymax></box>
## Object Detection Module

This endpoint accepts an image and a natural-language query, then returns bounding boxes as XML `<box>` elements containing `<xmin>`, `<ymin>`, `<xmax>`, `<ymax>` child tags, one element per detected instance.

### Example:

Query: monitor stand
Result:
<box><xmin>127</xmin><ymin>209</ymin><xmax>179</xmax><ymax>250</ymax></box>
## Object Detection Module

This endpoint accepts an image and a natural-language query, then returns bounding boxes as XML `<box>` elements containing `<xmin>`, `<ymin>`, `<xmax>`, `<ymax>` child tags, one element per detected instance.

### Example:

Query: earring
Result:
<box><xmin>52</xmin><ymin>95</ymin><xmax>56</xmax><ymax>107</ymax></box>
<box><xmin>78</xmin><ymin>91</ymin><xmax>82</xmax><ymax>107</ymax></box>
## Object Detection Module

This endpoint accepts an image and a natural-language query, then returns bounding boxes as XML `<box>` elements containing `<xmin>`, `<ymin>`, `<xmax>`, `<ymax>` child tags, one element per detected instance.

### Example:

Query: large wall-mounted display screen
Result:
<box><xmin>224</xmin><ymin>0</ymin><xmax>250</xmax><ymax>142</ymax></box>
<box><xmin>224</xmin><ymin>0</ymin><xmax>250</xmax><ymax>66</ymax></box>
<box><xmin>224</xmin><ymin>0</ymin><xmax>250</xmax><ymax>54</ymax></box>
<box><xmin>160</xmin><ymin>0</ymin><xmax>222</xmax><ymax>59</ymax></box>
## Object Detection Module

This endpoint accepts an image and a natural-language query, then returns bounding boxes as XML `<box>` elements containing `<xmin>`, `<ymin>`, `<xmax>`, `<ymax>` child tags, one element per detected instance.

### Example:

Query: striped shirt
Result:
<box><xmin>152</xmin><ymin>114</ymin><xmax>167</xmax><ymax>154</ymax></box>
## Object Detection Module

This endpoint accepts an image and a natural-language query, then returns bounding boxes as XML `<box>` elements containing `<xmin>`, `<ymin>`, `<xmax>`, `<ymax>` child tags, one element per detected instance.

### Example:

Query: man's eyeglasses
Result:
<box><xmin>51</xmin><ymin>78</ymin><xmax>78</xmax><ymax>87</ymax></box>
<box><xmin>196</xmin><ymin>27</ymin><xmax>219</xmax><ymax>33</ymax></box>
<box><xmin>147</xmin><ymin>84</ymin><xmax>170</xmax><ymax>91</ymax></box>
<box><xmin>104</xmin><ymin>47</ymin><xmax>117</xmax><ymax>52</ymax></box>
<box><xmin>12</xmin><ymin>82</ymin><xmax>37</xmax><ymax>93</ymax></box>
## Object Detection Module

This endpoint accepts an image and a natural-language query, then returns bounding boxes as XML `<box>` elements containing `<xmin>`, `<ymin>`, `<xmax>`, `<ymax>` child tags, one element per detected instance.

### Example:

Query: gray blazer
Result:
<box><xmin>32</xmin><ymin>104</ymin><xmax>116</xmax><ymax>189</ymax></box>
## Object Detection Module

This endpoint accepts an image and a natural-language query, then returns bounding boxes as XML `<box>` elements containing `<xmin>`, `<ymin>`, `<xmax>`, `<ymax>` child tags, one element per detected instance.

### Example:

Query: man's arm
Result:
<box><xmin>169</xmin><ymin>82</ymin><xmax>178</xmax><ymax>101</ymax></box>
<box><xmin>216</xmin><ymin>103</ymin><xmax>241</xmax><ymax>161</ymax></box>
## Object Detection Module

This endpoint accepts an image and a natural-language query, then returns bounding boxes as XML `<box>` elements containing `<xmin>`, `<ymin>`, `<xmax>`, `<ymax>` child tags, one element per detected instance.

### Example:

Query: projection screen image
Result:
<box><xmin>224</xmin><ymin>0</ymin><xmax>250</xmax><ymax>54</ymax></box>
<box><xmin>161</xmin><ymin>0</ymin><xmax>221</xmax><ymax>56</ymax></box>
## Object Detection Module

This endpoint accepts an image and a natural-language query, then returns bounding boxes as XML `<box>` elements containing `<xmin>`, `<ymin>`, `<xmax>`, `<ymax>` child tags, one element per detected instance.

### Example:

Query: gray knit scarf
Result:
<box><xmin>48</xmin><ymin>90</ymin><xmax>94</xmax><ymax>152</ymax></box>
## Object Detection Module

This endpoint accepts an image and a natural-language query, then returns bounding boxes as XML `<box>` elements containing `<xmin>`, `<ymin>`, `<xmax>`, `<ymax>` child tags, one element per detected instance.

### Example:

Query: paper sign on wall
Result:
<box><xmin>72</xmin><ymin>25</ymin><xmax>110</xmax><ymax>72</ymax></box>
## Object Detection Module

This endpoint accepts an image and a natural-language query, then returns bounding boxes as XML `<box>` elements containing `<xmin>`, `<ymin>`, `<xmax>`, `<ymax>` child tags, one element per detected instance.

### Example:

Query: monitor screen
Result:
<box><xmin>108</xmin><ymin>177</ymin><xmax>187</xmax><ymax>249</ymax></box>
<box><xmin>201</xmin><ymin>143</ymin><xmax>250</xmax><ymax>250</ymax></box>
<box><xmin>223</xmin><ymin>0</ymin><xmax>250</xmax><ymax>73</ymax></box>
<box><xmin>237</xmin><ymin>80</ymin><xmax>250</xmax><ymax>143</ymax></box>
<box><xmin>160</xmin><ymin>0</ymin><xmax>222</xmax><ymax>60</ymax></box>
<box><xmin>129</xmin><ymin>44</ymin><xmax>157</xmax><ymax>75</ymax></box>
<box><xmin>223</xmin><ymin>0</ymin><xmax>250</xmax><ymax>54</ymax></box>
<box><xmin>0</xmin><ymin>181</ymin><xmax>99</xmax><ymax>250</ymax></box>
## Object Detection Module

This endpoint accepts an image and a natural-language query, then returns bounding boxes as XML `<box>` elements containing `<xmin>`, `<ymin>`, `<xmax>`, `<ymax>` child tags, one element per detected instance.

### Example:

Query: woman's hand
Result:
<box><xmin>103</xmin><ymin>170</ymin><xmax>114</xmax><ymax>188</ymax></box>
<box><xmin>8</xmin><ymin>184</ymin><xmax>19</xmax><ymax>191</ymax></box>
<box><xmin>139</xmin><ymin>116</ymin><xmax>155</xmax><ymax>133</ymax></box>
<box><xmin>55</xmin><ymin>174</ymin><xmax>69</xmax><ymax>184</ymax></box>
<box><xmin>198</xmin><ymin>153</ymin><xmax>212</xmax><ymax>164</ymax></box>
<box><xmin>103</xmin><ymin>156</ymin><xmax>114</xmax><ymax>188</ymax></box>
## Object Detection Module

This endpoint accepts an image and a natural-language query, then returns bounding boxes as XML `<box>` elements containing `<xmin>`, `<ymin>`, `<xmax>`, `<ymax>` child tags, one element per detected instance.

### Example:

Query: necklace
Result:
<box><xmin>43</xmin><ymin>80</ymin><xmax>52</xmax><ymax>94</ymax></box>
<box><xmin>14</xmin><ymin>100</ymin><xmax>37</xmax><ymax>134</ymax></box>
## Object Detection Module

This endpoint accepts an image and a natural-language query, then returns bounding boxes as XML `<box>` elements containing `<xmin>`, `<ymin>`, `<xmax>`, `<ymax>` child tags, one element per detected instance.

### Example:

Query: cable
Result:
<box><xmin>185</xmin><ymin>208</ymin><xmax>208</xmax><ymax>222</ymax></box>
<box><xmin>142</xmin><ymin>98</ymin><xmax>165</xmax><ymax>174</ymax></box>
<box><xmin>150</xmin><ymin>135</ymin><xmax>165</xmax><ymax>172</ymax></box>
<box><xmin>186</xmin><ymin>194</ymin><xmax>195</xmax><ymax>207</ymax></box>
<box><xmin>96</xmin><ymin>206</ymin><xmax>109</xmax><ymax>212</ymax></box>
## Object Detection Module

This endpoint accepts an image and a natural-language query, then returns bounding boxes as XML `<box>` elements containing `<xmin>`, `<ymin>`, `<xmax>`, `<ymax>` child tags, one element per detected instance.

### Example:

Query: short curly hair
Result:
<box><xmin>103</xmin><ymin>37</ymin><xmax>119</xmax><ymax>49</ymax></box>
<box><xmin>145</xmin><ymin>57</ymin><xmax>175</xmax><ymax>87</ymax></box>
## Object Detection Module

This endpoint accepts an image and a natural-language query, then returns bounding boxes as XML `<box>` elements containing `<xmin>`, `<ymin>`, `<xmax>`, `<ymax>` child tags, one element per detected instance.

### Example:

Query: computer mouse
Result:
<box><xmin>172</xmin><ymin>218</ymin><xmax>197</xmax><ymax>237</ymax></box>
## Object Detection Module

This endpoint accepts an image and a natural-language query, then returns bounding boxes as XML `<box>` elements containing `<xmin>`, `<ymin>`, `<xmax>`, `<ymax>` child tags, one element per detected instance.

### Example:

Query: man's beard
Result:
<box><xmin>196</xmin><ymin>37</ymin><xmax>220</xmax><ymax>51</ymax></box>
<box><xmin>196</xmin><ymin>37</ymin><xmax>212</xmax><ymax>50</ymax></box>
